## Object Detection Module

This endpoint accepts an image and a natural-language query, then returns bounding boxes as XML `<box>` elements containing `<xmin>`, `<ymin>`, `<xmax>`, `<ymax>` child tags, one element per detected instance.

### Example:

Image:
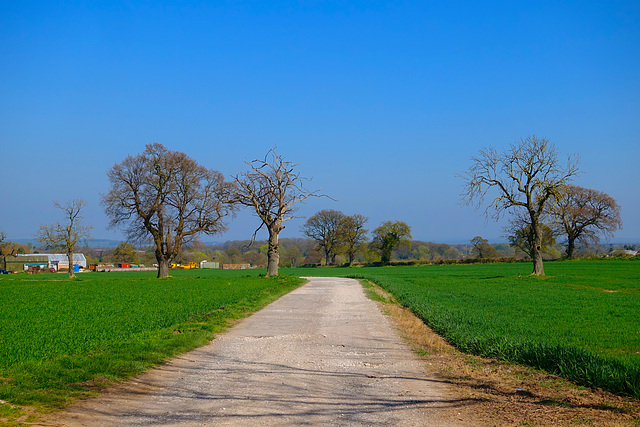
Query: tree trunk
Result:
<box><xmin>323</xmin><ymin>247</ymin><xmax>330</xmax><ymax>266</ymax></box>
<box><xmin>157</xmin><ymin>258</ymin><xmax>170</xmax><ymax>278</ymax></box>
<box><xmin>266</xmin><ymin>225</ymin><xmax>280</xmax><ymax>277</ymax></box>
<box><xmin>381</xmin><ymin>249</ymin><xmax>391</xmax><ymax>264</ymax></box>
<box><xmin>68</xmin><ymin>250</ymin><xmax>75</xmax><ymax>278</ymax></box>
<box><xmin>565</xmin><ymin>236</ymin><xmax>575</xmax><ymax>259</ymax></box>
<box><xmin>530</xmin><ymin>220</ymin><xmax>545</xmax><ymax>275</ymax></box>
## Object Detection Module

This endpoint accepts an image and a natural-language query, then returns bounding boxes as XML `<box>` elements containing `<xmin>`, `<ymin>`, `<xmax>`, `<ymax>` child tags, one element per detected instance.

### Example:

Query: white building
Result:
<box><xmin>17</xmin><ymin>253</ymin><xmax>87</xmax><ymax>271</ymax></box>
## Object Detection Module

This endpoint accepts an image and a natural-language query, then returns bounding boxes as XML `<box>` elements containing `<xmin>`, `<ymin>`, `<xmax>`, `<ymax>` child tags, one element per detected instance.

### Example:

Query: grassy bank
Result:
<box><xmin>0</xmin><ymin>270</ymin><xmax>302</xmax><ymax>412</ymax></box>
<box><xmin>285</xmin><ymin>259</ymin><xmax>640</xmax><ymax>397</ymax></box>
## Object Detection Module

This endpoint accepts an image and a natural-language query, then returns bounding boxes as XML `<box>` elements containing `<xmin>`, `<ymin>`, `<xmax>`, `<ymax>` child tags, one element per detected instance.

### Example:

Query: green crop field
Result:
<box><xmin>285</xmin><ymin>258</ymin><xmax>640</xmax><ymax>397</ymax></box>
<box><xmin>0</xmin><ymin>270</ymin><xmax>301</xmax><ymax>409</ymax></box>
<box><xmin>1</xmin><ymin>258</ymin><xmax>638</xmax><ymax>422</ymax></box>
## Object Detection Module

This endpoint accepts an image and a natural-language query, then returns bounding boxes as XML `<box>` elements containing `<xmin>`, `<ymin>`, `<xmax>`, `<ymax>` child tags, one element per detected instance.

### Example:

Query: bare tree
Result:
<box><xmin>337</xmin><ymin>214</ymin><xmax>368</xmax><ymax>266</ymax></box>
<box><xmin>460</xmin><ymin>136</ymin><xmax>579</xmax><ymax>275</ymax></box>
<box><xmin>550</xmin><ymin>185</ymin><xmax>622</xmax><ymax>258</ymax></box>
<box><xmin>102</xmin><ymin>143</ymin><xmax>236</xmax><ymax>278</ymax></box>
<box><xmin>301</xmin><ymin>209</ymin><xmax>346</xmax><ymax>265</ymax></box>
<box><xmin>37</xmin><ymin>199</ymin><xmax>93</xmax><ymax>278</ymax></box>
<box><xmin>233</xmin><ymin>148</ymin><xmax>322</xmax><ymax>276</ymax></box>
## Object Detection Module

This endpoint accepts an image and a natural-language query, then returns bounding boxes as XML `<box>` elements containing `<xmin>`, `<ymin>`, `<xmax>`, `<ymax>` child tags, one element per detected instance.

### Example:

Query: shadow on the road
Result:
<box><xmin>74</xmin><ymin>355</ymin><xmax>482</xmax><ymax>425</ymax></box>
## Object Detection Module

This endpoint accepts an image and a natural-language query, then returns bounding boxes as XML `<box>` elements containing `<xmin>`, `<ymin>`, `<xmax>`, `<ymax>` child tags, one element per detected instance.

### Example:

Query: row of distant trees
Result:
<box><xmin>77</xmin><ymin>235</ymin><xmax>626</xmax><ymax>268</ymax></box>
<box><xmin>1</xmin><ymin>136</ymin><xmax>624</xmax><ymax>279</ymax></box>
<box><xmin>300</xmin><ymin>211</ymin><xmax>413</xmax><ymax>266</ymax></box>
<box><xmin>1</xmin><ymin>228</ymin><xmax>629</xmax><ymax>277</ymax></box>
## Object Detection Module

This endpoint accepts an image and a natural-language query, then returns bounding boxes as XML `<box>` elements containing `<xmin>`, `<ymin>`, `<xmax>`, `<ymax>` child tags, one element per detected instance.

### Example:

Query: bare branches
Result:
<box><xmin>460</xmin><ymin>135</ymin><xmax>579</xmax><ymax>275</ymax></box>
<box><xmin>461</xmin><ymin>136</ymin><xmax>579</xmax><ymax>222</ymax></box>
<box><xmin>233</xmin><ymin>147</ymin><xmax>327</xmax><ymax>276</ymax></box>
<box><xmin>549</xmin><ymin>185</ymin><xmax>622</xmax><ymax>258</ymax></box>
<box><xmin>234</xmin><ymin>148</ymin><xmax>321</xmax><ymax>222</ymax></box>
<box><xmin>301</xmin><ymin>209</ymin><xmax>346</xmax><ymax>265</ymax></box>
<box><xmin>37</xmin><ymin>199</ymin><xmax>93</xmax><ymax>278</ymax></box>
<box><xmin>102</xmin><ymin>144</ymin><xmax>236</xmax><ymax>278</ymax></box>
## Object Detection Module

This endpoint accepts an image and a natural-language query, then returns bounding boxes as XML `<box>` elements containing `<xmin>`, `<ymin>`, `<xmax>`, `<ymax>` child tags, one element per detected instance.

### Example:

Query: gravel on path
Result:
<box><xmin>53</xmin><ymin>277</ymin><xmax>471</xmax><ymax>426</ymax></box>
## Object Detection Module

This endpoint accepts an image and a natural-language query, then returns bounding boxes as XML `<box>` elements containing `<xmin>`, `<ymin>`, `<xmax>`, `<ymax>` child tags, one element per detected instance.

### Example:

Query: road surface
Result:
<box><xmin>54</xmin><ymin>277</ymin><xmax>470</xmax><ymax>426</ymax></box>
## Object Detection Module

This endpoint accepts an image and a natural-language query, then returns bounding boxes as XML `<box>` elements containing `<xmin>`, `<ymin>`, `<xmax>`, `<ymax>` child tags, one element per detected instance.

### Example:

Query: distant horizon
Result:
<box><xmin>7</xmin><ymin>235</ymin><xmax>639</xmax><ymax>249</ymax></box>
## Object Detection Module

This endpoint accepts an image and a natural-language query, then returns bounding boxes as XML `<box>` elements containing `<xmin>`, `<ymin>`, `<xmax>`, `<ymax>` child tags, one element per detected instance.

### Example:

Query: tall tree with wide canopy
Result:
<box><xmin>460</xmin><ymin>136</ymin><xmax>579</xmax><ymax>275</ymax></box>
<box><xmin>550</xmin><ymin>185</ymin><xmax>622</xmax><ymax>258</ymax></box>
<box><xmin>233</xmin><ymin>148</ymin><xmax>322</xmax><ymax>276</ymax></box>
<box><xmin>470</xmin><ymin>236</ymin><xmax>499</xmax><ymax>259</ymax></box>
<box><xmin>301</xmin><ymin>209</ymin><xmax>346</xmax><ymax>265</ymax></box>
<box><xmin>370</xmin><ymin>220</ymin><xmax>412</xmax><ymax>264</ymax></box>
<box><xmin>113</xmin><ymin>241</ymin><xmax>140</xmax><ymax>264</ymax></box>
<box><xmin>37</xmin><ymin>199</ymin><xmax>93</xmax><ymax>278</ymax></box>
<box><xmin>102</xmin><ymin>143</ymin><xmax>235</xmax><ymax>278</ymax></box>
<box><xmin>337</xmin><ymin>214</ymin><xmax>368</xmax><ymax>266</ymax></box>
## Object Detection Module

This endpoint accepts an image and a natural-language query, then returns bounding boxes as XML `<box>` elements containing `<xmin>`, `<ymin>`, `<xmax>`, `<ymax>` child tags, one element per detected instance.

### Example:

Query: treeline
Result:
<box><xmin>5</xmin><ymin>234</ymin><xmax>633</xmax><ymax>270</ymax></box>
<box><xmin>75</xmin><ymin>237</ymin><xmax>636</xmax><ymax>268</ymax></box>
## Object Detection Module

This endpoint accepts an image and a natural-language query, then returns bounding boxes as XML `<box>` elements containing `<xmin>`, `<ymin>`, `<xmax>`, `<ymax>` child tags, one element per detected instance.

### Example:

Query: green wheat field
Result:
<box><xmin>289</xmin><ymin>258</ymin><xmax>640</xmax><ymax>397</ymax></box>
<box><xmin>1</xmin><ymin>258</ymin><xmax>638</xmax><ymax>413</ymax></box>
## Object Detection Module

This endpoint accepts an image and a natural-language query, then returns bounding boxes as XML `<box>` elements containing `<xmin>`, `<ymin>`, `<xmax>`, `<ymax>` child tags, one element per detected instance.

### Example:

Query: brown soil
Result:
<box><xmin>368</xmin><ymin>282</ymin><xmax>640</xmax><ymax>426</ymax></box>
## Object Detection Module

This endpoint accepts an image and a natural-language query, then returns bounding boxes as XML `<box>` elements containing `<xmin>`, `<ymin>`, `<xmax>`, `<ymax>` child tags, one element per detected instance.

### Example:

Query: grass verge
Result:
<box><xmin>286</xmin><ymin>259</ymin><xmax>640</xmax><ymax>398</ymax></box>
<box><xmin>359</xmin><ymin>278</ymin><xmax>640</xmax><ymax>426</ymax></box>
<box><xmin>0</xmin><ymin>272</ymin><xmax>303</xmax><ymax>426</ymax></box>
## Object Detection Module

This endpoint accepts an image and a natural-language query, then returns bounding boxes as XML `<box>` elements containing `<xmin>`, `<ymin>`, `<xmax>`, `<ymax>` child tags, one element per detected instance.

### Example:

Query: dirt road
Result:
<box><xmin>54</xmin><ymin>277</ymin><xmax>471</xmax><ymax>426</ymax></box>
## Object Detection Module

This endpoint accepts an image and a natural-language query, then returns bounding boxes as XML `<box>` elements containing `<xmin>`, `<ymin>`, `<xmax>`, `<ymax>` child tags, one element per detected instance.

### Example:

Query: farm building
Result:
<box><xmin>2</xmin><ymin>255</ymin><xmax>49</xmax><ymax>272</ymax></box>
<box><xmin>2</xmin><ymin>253</ymin><xmax>87</xmax><ymax>272</ymax></box>
<box><xmin>200</xmin><ymin>261</ymin><xmax>220</xmax><ymax>269</ymax></box>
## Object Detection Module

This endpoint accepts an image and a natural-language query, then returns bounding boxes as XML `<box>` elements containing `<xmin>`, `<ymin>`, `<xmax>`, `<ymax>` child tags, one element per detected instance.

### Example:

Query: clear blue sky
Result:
<box><xmin>1</xmin><ymin>1</ymin><xmax>639</xmax><ymax>245</ymax></box>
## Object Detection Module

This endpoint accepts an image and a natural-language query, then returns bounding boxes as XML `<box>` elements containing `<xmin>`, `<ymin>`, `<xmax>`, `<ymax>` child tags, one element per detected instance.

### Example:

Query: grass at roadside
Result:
<box><xmin>357</xmin><ymin>277</ymin><xmax>640</xmax><ymax>426</ymax></box>
<box><xmin>0</xmin><ymin>270</ymin><xmax>301</xmax><ymax>423</ymax></box>
<box><xmin>284</xmin><ymin>259</ymin><xmax>640</xmax><ymax>397</ymax></box>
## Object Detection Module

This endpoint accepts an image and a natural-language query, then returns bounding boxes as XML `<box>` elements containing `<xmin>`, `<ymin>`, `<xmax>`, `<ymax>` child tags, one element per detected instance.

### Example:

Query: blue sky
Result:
<box><xmin>1</xmin><ymin>1</ymin><xmax>638</xmax><ymax>245</ymax></box>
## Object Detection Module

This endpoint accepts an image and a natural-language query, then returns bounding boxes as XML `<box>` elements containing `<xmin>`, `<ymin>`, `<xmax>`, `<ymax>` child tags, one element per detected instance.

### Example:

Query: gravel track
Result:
<box><xmin>54</xmin><ymin>277</ymin><xmax>470</xmax><ymax>426</ymax></box>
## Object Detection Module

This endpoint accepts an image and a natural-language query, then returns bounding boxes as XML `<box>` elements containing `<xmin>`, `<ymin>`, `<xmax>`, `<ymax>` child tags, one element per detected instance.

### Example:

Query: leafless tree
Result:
<box><xmin>233</xmin><ymin>148</ymin><xmax>323</xmax><ymax>276</ymax></box>
<box><xmin>37</xmin><ymin>199</ymin><xmax>93</xmax><ymax>278</ymax></box>
<box><xmin>102</xmin><ymin>143</ymin><xmax>236</xmax><ymax>278</ymax></box>
<box><xmin>301</xmin><ymin>209</ymin><xmax>346</xmax><ymax>265</ymax></box>
<box><xmin>337</xmin><ymin>214</ymin><xmax>369</xmax><ymax>266</ymax></box>
<box><xmin>460</xmin><ymin>135</ymin><xmax>579</xmax><ymax>275</ymax></box>
<box><xmin>550</xmin><ymin>185</ymin><xmax>622</xmax><ymax>258</ymax></box>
